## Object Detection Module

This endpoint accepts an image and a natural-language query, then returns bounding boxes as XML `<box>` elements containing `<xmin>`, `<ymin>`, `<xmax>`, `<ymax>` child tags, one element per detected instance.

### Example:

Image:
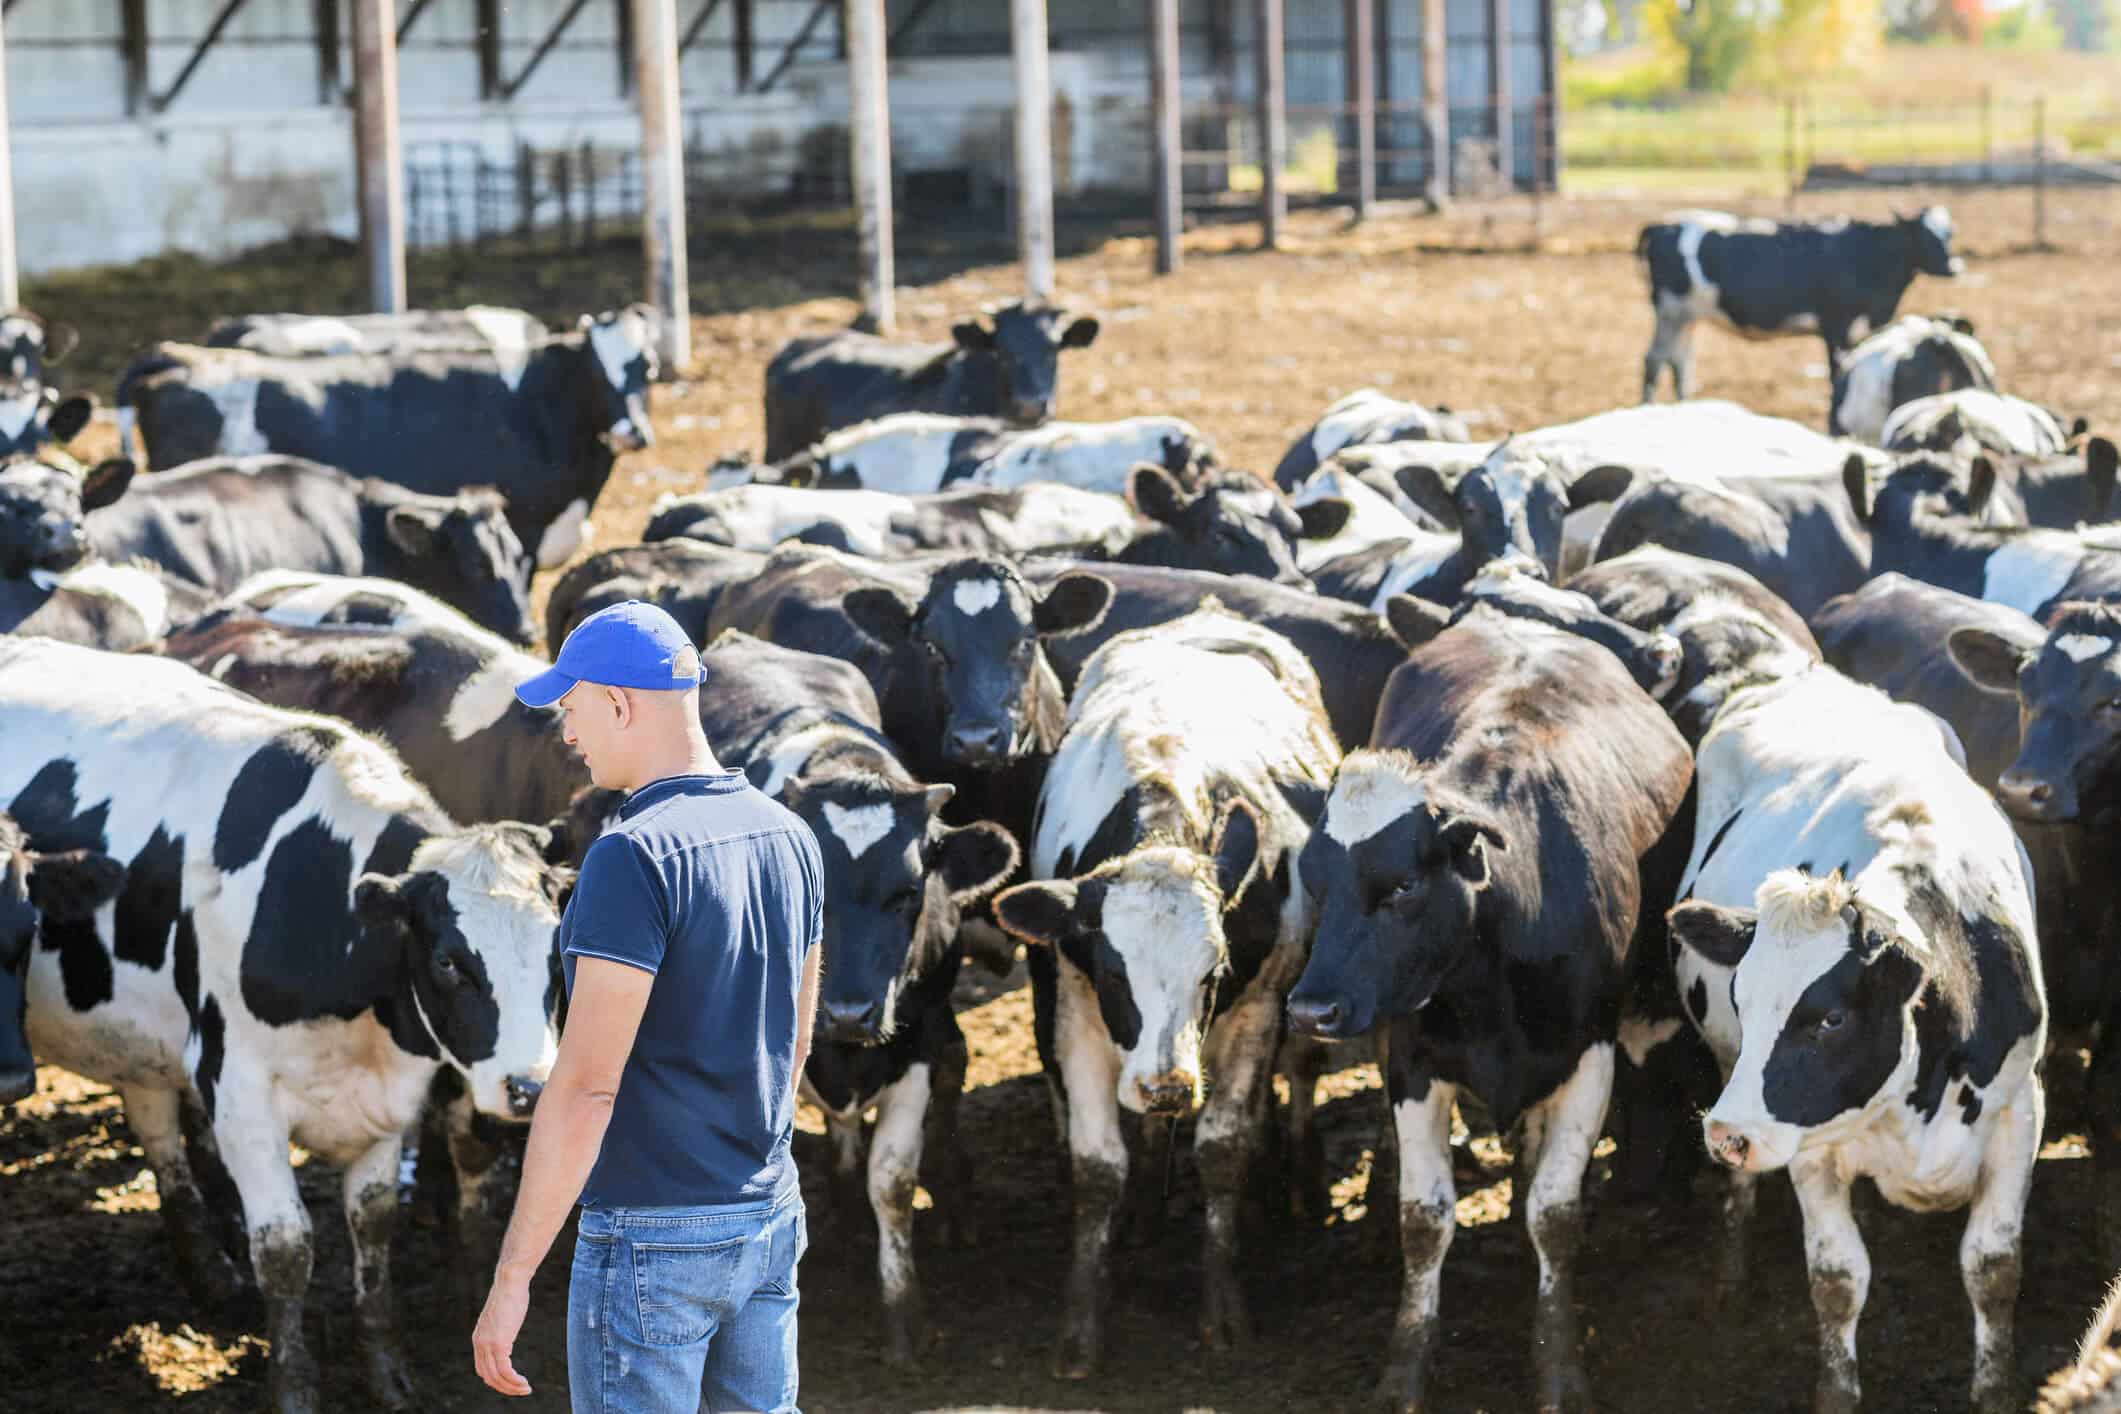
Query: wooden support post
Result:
<box><xmin>1011</xmin><ymin>0</ymin><xmax>1054</xmax><ymax>301</ymax></box>
<box><xmin>1487</xmin><ymin>0</ymin><xmax>1511</xmax><ymax>189</ymax></box>
<box><xmin>1255</xmin><ymin>0</ymin><xmax>1285</xmax><ymax>248</ymax></box>
<box><xmin>846</xmin><ymin>0</ymin><xmax>894</xmax><ymax>331</ymax></box>
<box><xmin>0</xmin><ymin>12</ymin><xmax>17</xmax><ymax>310</ymax></box>
<box><xmin>1422</xmin><ymin>0</ymin><xmax>1449</xmax><ymax>207</ymax></box>
<box><xmin>120</xmin><ymin>0</ymin><xmax>150</xmax><ymax>116</ymax></box>
<box><xmin>351</xmin><ymin>0</ymin><xmax>407</xmax><ymax>313</ymax></box>
<box><xmin>1150</xmin><ymin>0</ymin><xmax>1182</xmax><ymax>273</ymax></box>
<box><xmin>1346</xmin><ymin>0</ymin><xmax>1375</xmax><ymax>219</ymax></box>
<box><xmin>633</xmin><ymin>0</ymin><xmax>692</xmax><ymax>370</ymax></box>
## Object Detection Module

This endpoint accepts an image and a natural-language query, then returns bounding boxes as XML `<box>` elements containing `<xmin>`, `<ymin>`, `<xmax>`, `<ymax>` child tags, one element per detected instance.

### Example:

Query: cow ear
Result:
<box><xmin>47</xmin><ymin>395</ymin><xmax>94</xmax><ymax>445</ymax></box>
<box><xmin>992</xmin><ymin>880</ymin><xmax>1078</xmax><ymax>946</ymax></box>
<box><xmin>1294</xmin><ymin>495</ymin><xmax>1352</xmax><ymax>541</ymax></box>
<box><xmin>2086</xmin><ymin>438</ymin><xmax>2118</xmax><ymax>523</ymax></box>
<box><xmin>385</xmin><ymin>505</ymin><xmax>442</xmax><ymax>558</ymax></box>
<box><xmin>1568</xmin><ymin>463</ymin><xmax>1635</xmax><ymax>509</ymax></box>
<box><xmin>42</xmin><ymin>321</ymin><xmax>79</xmax><ymax>363</ymax></box>
<box><xmin>1439</xmin><ymin>813</ymin><xmax>1507</xmax><ymax>888</ymax></box>
<box><xmin>79</xmin><ymin>457</ymin><xmax>135</xmax><ymax>512</ymax></box>
<box><xmin>1842</xmin><ymin>454</ymin><xmax>1872</xmax><ymax>527</ymax></box>
<box><xmin>1210</xmin><ymin>798</ymin><xmax>1263</xmax><ymax>910</ymax></box>
<box><xmin>25</xmin><ymin>848</ymin><xmax>125</xmax><ymax>919</ymax></box>
<box><xmin>1666</xmin><ymin>900</ymin><xmax>1758</xmax><ymax>968</ymax></box>
<box><xmin>1384</xmin><ymin>593</ymin><xmax>1451</xmax><ymax>650</ymax></box>
<box><xmin>1033</xmin><ymin>572</ymin><xmax>1113</xmax><ymax>638</ymax></box>
<box><xmin>1393</xmin><ymin>463</ymin><xmax>1459</xmax><ymax>526</ymax></box>
<box><xmin>931</xmin><ymin>821</ymin><xmax>1021</xmax><ymax>903</ymax></box>
<box><xmin>1125</xmin><ymin>462</ymin><xmax>1191</xmax><ymax>525</ymax></box>
<box><xmin>1059</xmin><ymin>314</ymin><xmax>1101</xmax><ymax>349</ymax></box>
<box><xmin>1947</xmin><ymin>626</ymin><xmax>2033</xmax><ymax>695</ymax></box>
<box><xmin>842</xmin><ymin>587</ymin><xmax>915</xmax><ymax>648</ymax></box>
<box><xmin>921</xmin><ymin>783</ymin><xmax>956</xmax><ymax>815</ymax></box>
<box><xmin>1967</xmin><ymin>456</ymin><xmax>1997</xmax><ymax>516</ymax></box>
<box><xmin>952</xmin><ymin>320</ymin><xmax>996</xmax><ymax>352</ymax></box>
<box><xmin>496</xmin><ymin>820</ymin><xmax>555</xmax><ymax>858</ymax></box>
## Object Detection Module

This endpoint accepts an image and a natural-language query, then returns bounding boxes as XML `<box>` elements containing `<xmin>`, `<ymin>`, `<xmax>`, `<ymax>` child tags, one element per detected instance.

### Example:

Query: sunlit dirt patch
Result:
<box><xmin>105</xmin><ymin>1323</ymin><xmax>267</xmax><ymax>1396</ymax></box>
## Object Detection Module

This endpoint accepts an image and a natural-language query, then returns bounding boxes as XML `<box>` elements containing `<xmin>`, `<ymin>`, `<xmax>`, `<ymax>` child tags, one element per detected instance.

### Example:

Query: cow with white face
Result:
<box><xmin>0</xmin><ymin>638</ymin><xmax>571</xmax><ymax>1414</ymax></box>
<box><xmin>992</xmin><ymin>603</ymin><xmax>1339</xmax><ymax>1377</ymax></box>
<box><xmin>1666</xmin><ymin>662</ymin><xmax>2044</xmax><ymax>1414</ymax></box>
<box><xmin>1287</xmin><ymin>605</ymin><xmax>1692</xmax><ymax>1411</ymax></box>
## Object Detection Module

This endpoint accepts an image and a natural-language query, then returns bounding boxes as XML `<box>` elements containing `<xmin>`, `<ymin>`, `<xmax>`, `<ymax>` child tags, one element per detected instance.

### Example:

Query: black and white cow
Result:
<box><xmin>765</xmin><ymin>410</ymin><xmax>1214</xmax><ymax>496</ymax></box>
<box><xmin>1287</xmin><ymin>462</ymin><xmax>1451</xmax><ymax>569</ymax></box>
<box><xmin>1949</xmin><ymin>601</ymin><xmax>2121</xmax><ymax>1264</ymax></box>
<box><xmin>203</xmin><ymin>306</ymin><xmax>549</xmax><ymax>359</ymax></box>
<box><xmin>159</xmin><ymin>574</ymin><xmax>584</xmax><ymax>827</ymax></box>
<box><xmin>0</xmin><ymin>453</ymin><xmax>191</xmax><ymax>647</ymax></box>
<box><xmin>1850</xmin><ymin>452</ymin><xmax>2121</xmax><ymax>620</ymax></box>
<box><xmin>707</xmin><ymin>547</ymin><xmax>1111</xmax><ymax>781</ymax></box>
<box><xmin>0</xmin><ymin>308</ymin><xmax>93</xmax><ymax>457</ymax></box>
<box><xmin>991</xmin><ymin>603</ymin><xmax>1339</xmax><ymax>1375</ymax></box>
<box><xmin>544</xmin><ymin>539</ymin><xmax>768</xmax><ymax>649</ymax></box>
<box><xmin>1286</xmin><ymin>605</ymin><xmax>1692</xmax><ymax>1409</ymax></box>
<box><xmin>1667</xmin><ymin>662</ymin><xmax>2044</xmax><ymax>1414</ymax></box>
<box><xmin>116</xmin><ymin>305</ymin><xmax>658</xmax><ymax>568</ymax></box>
<box><xmin>1457</xmin><ymin>560</ymin><xmax>1684</xmax><ymax>700</ymax></box>
<box><xmin>86</xmin><ymin>455</ymin><xmax>537</xmax><ymax>646</ymax></box>
<box><xmin>1877</xmin><ymin>428</ymin><xmax>2118</xmax><ymax>533</ymax></box>
<box><xmin>762</xmin><ymin>300</ymin><xmax>1100</xmax><ymax>460</ymax></box>
<box><xmin>1830</xmin><ymin>314</ymin><xmax>1997</xmax><ymax>444</ymax></box>
<box><xmin>0</xmin><ymin>636</ymin><xmax>571</xmax><ymax>1414</ymax></box>
<box><xmin>1270</xmin><ymin>389</ymin><xmax>1472</xmax><ymax>491</ymax></box>
<box><xmin>1</xmin><ymin>810</ymin><xmax>124</xmax><ymax>1105</ymax></box>
<box><xmin>1307</xmin><ymin>440</ymin><xmax>1635</xmax><ymax>608</ymax></box>
<box><xmin>1882</xmin><ymin>388</ymin><xmax>2067</xmax><ymax>460</ymax></box>
<box><xmin>1638</xmin><ymin>208</ymin><xmax>1962</xmax><ymax>401</ymax></box>
<box><xmin>688</xmin><ymin>630</ymin><xmax>1018</xmax><ymax>1363</ymax></box>
<box><xmin>1587</xmin><ymin>462</ymin><xmax>1877</xmax><ymax>618</ymax></box>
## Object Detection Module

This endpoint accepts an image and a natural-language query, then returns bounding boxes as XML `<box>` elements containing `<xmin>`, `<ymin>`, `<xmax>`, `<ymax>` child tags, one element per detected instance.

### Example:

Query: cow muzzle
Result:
<box><xmin>1008</xmin><ymin>396</ymin><xmax>1051</xmax><ymax>426</ymax></box>
<box><xmin>504</xmin><ymin>1074</ymin><xmax>544</xmax><ymax>1117</ymax></box>
<box><xmin>1995</xmin><ymin>768</ymin><xmax>2072</xmax><ymax>824</ymax></box>
<box><xmin>820</xmin><ymin>998</ymin><xmax>883</xmax><ymax>1045</ymax></box>
<box><xmin>1287</xmin><ymin>995</ymin><xmax>1353</xmax><ymax>1040</ymax></box>
<box><xmin>602</xmin><ymin>419</ymin><xmax>651</xmax><ymax>453</ymax></box>
<box><xmin>944</xmin><ymin>721</ymin><xmax>1011</xmax><ymax>768</ymax></box>
<box><xmin>0</xmin><ymin>1067</ymin><xmax>34</xmax><ymax>1106</ymax></box>
<box><xmin>1704</xmin><ymin>1119</ymin><xmax>1754</xmax><ymax>1171</ymax></box>
<box><xmin>1132</xmin><ymin>1070</ymin><xmax>1200</xmax><ymax>1117</ymax></box>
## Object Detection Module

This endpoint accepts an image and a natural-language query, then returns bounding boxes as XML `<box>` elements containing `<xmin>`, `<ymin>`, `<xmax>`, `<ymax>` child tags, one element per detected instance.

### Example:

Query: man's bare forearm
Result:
<box><xmin>790</xmin><ymin>942</ymin><xmax>822</xmax><ymax>1091</ymax></box>
<box><xmin>493</xmin><ymin>1080</ymin><xmax>617</xmax><ymax>1283</ymax></box>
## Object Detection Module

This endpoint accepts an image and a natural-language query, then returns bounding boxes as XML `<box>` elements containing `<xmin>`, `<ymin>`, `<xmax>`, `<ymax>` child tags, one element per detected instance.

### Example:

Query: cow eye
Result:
<box><xmin>1814</xmin><ymin>1009</ymin><xmax>1845</xmax><ymax>1035</ymax></box>
<box><xmin>1383</xmin><ymin>880</ymin><xmax>1423</xmax><ymax>914</ymax></box>
<box><xmin>435</xmin><ymin>954</ymin><xmax>464</xmax><ymax>986</ymax></box>
<box><xmin>2100</xmin><ymin>698</ymin><xmax>2121</xmax><ymax>715</ymax></box>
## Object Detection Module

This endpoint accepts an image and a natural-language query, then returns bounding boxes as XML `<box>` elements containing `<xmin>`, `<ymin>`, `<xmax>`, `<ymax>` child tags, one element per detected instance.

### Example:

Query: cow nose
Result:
<box><xmin>1287</xmin><ymin>997</ymin><xmax>1346</xmax><ymax>1038</ymax></box>
<box><xmin>1704</xmin><ymin>1120</ymin><xmax>1751</xmax><ymax>1169</ymax></box>
<box><xmin>1996</xmin><ymin>770</ymin><xmax>2060</xmax><ymax>820</ymax></box>
<box><xmin>1136</xmin><ymin>1072</ymin><xmax>1197</xmax><ymax>1116</ymax></box>
<box><xmin>504</xmin><ymin>1075</ymin><xmax>544</xmax><ymax>1117</ymax></box>
<box><xmin>945</xmin><ymin>723</ymin><xmax>1007</xmax><ymax>766</ymax></box>
<box><xmin>820</xmin><ymin>999</ymin><xmax>881</xmax><ymax>1044</ymax></box>
<box><xmin>1009</xmin><ymin>397</ymin><xmax>1049</xmax><ymax>425</ymax></box>
<box><xmin>0</xmin><ymin>1068</ymin><xmax>34</xmax><ymax>1106</ymax></box>
<box><xmin>1643</xmin><ymin>634</ymin><xmax>1685</xmax><ymax>700</ymax></box>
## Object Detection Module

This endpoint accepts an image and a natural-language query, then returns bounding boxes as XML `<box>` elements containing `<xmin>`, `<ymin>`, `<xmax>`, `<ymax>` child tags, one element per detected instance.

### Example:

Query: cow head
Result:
<box><xmin>354</xmin><ymin>823</ymin><xmax>570</xmax><ymax>1120</ymax></box>
<box><xmin>1397</xmin><ymin>446</ymin><xmax>1632</xmax><ymax>581</ymax></box>
<box><xmin>0</xmin><ymin>812</ymin><xmax>124</xmax><ymax>1105</ymax></box>
<box><xmin>381</xmin><ymin>486</ymin><xmax>537</xmax><ymax>647</ymax></box>
<box><xmin>952</xmin><ymin>300</ymin><xmax>1100</xmax><ymax>426</ymax></box>
<box><xmin>1952</xmin><ymin>602</ymin><xmax>2121</xmax><ymax>826</ymax></box>
<box><xmin>780</xmin><ymin>770</ymin><xmax>1017</xmax><ymax>1045</ymax></box>
<box><xmin>0</xmin><ymin>311</ymin><xmax>83</xmax><ymax>456</ymax></box>
<box><xmin>1459</xmin><ymin>565</ymin><xmax>1683</xmax><ymax>701</ymax></box>
<box><xmin>1843</xmin><ymin>452</ymin><xmax>2002</xmax><ymax>569</ymax></box>
<box><xmin>994</xmin><ymin>799</ymin><xmax>1261</xmax><ymax>1116</ymax></box>
<box><xmin>580</xmin><ymin>305</ymin><xmax>659</xmax><ymax>454</ymax></box>
<box><xmin>1287</xmin><ymin>753</ymin><xmax>1508</xmax><ymax>1040</ymax></box>
<box><xmin>1671</xmin><ymin>870</ymin><xmax>1942</xmax><ymax>1175</ymax></box>
<box><xmin>844</xmin><ymin>558</ymin><xmax>1112</xmax><ymax>770</ymax></box>
<box><xmin>1901</xmin><ymin>206</ymin><xmax>1963</xmax><ymax>279</ymax></box>
<box><xmin>1127</xmin><ymin>465</ymin><xmax>1340</xmax><ymax>587</ymax></box>
<box><xmin>0</xmin><ymin>456</ymin><xmax>133</xmax><ymax>581</ymax></box>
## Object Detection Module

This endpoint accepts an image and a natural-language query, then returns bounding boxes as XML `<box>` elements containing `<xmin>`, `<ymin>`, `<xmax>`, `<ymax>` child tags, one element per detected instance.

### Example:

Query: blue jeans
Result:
<box><xmin>568</xmin><ymin>1194</ymin><xmax>806</xmax><ymax>1414</ymax></box>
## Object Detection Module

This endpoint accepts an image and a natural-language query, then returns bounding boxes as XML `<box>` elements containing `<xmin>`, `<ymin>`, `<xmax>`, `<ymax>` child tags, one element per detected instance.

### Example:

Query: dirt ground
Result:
<box><xmin>7</xmin><ymin>184</ymin><xmax>2121</xmax><ymax>1413</ymax></box>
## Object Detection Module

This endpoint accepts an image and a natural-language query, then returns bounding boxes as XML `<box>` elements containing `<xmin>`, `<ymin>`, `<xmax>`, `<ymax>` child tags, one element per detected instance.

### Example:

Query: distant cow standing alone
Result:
<box><xmin>1637</xmin><ymin>208</ymin><xmax>1962</xmax><ymax>401</ymax></box>
<box><xmin>763</xmin><ymin>300</ymin><xmax>1100</xmax><ymax>460</ymax></box>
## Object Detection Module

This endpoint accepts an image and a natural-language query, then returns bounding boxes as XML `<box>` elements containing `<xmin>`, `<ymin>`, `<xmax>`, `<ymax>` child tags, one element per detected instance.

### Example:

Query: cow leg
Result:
<box><xmin>440</xmin><ymin>1086</ymin><xmax>521</xmax><ymax>1316</ymax></box>
<box><xmin>1052</xmin><ymin>978</ymin><xmax>1125</xmax><ymax>1380</ymax></box>
<box><xmin>1644</xmin><ymin>303</ymin><xmax>1694</xmax><ymax>402</ymax></box>
<box><xmin>1279</xmin><ymin>1031</ymin><xmax>1332</xmax><ymax>1223</ymax></box>
<box><xmin>826</xmin><ymin>1108</ymin><xmax>868</xmax><ymax>1225</ymax></box>
<box><xmin>869</xmin><ymin>1061</ymin><xmax>933</xmax><ymax>1367</ymax></box>
<box><xmin>343</xmin><ymin>1135</ymin><xmax>415</xmax><ymax>1411</ymax></box>
<box><xmin>1522</xmin><ymin>1041</ymin><xmax>1611</xmax><ymax>1414</ymax></box>
<box><xmin>119</xmin><ymin>1084</ymin><xmax>244</xmax><ymax>1309</ymax></box>
<box><xmin>1713</xmin><ymin>1166</ymin><xmax>1760</xmax><ymax>1308</ymax></box>
<box><xmin>1378</xmin><ymin>1054</ymin><xmax>1456</xmax><ymax>1414</ymax></box>
<box><xmin>923</xmin><ymin>1013</ymin><xmax>978</xmax><ymax>1249</ymax></box>
<box><xmin>212</xmin><ymin>1087</ymin><xmax>321</xmax><ymax>1414</ymax></box>
<box><xmin>1790</xmin><ymin>1152</ymin><xmax>1868</xmax><ymax>1414</ymax></box>
<box><xmin>1962</xmin><ymin>1080</ymin><xmax>2040</xmax><ymax>1414</ymax></box>
<box><xmin>1196</xmin><ymin>978</ymin><xmax>1283</xmax><ymax>1351</ymax></box>
<box><xmin>2091</xmin><ymin>1003</ymin><xmax>2121</xmax><ymax>1271</ymax></box>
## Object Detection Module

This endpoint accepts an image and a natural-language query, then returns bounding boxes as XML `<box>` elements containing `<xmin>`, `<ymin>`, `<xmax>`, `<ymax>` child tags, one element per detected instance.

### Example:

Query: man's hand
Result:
<box><xmin>472</xmin><ymin>1269</ymin><xmax>535</xmax><ymax>1397</ymax></box>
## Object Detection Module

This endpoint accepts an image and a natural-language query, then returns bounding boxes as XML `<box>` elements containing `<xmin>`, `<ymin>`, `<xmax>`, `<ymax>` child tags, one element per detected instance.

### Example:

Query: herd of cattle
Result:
<box><xmin>4</xmin><ymin>204</ymin><xmax>2121</xmax><ymax>1413</ymax></box>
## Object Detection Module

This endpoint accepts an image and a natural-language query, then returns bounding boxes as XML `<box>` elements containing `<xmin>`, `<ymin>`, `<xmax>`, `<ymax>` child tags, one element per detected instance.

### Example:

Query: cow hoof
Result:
<box><xmin>1050</xmin><ymin>1327</ymin><xmax>1099</xmax><ymax>1380</ymax></box>
<box><xmin>269</xmin><ymin>1369</ymin><xmax>323</xmax><ymax>1414</ymax></box>
<box><xmin>1372</xmin><ymin>1361</ymin><xmax>1428</xmax><ymax>1413</ymax></box>
<box><xmin>881</xmin><ymin>1300</ymin><xmax>929</xmax><ymax>1369</ymax></box>
<box><xmin>1200</xmin><ymin>1274</ymin><xmax>1251</xmax><ymax>1352</ymax></box>
<box><xmin>1535</xmin><ymin>1364</ymin><xmax>1594</xmax><ymax>1414</ymax></box>
<box><xmin>361</xmin><ymin>1348</ymin><xmax>416</xmax><ymax>1411</ymax></box>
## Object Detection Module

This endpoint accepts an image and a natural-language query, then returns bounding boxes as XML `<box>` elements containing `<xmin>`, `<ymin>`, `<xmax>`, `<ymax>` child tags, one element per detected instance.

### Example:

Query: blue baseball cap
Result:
<box><xmin>515</xmin><ymin>601</ymin><xmax>705</xmax><ymax>708</ymax></box>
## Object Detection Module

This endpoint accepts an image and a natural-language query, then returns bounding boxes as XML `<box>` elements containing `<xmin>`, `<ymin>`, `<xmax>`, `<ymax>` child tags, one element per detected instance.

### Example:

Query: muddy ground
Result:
<box><xmin>6</xmin><ymin>184</ymin><xmax>2121</xmax><ymax>1412</ymax></box>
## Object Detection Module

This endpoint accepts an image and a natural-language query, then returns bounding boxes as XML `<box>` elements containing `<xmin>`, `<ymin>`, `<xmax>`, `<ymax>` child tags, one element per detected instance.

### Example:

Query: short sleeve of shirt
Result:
<box><xmin>563</xmin><ymin>834</ymin><xmax>670</xmax><ymax>976</ymax></box>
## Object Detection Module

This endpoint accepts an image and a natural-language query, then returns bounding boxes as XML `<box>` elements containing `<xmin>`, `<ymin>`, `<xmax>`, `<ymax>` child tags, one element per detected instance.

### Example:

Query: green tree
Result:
<box><xmin>1647</xmin><ymin>0</ymin><xmax>1766</xmax><ymax>89</ymax></box>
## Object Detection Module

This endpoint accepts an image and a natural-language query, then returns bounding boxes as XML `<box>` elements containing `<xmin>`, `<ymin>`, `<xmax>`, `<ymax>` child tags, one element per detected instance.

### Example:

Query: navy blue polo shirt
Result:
<box><xmin>560</xmin><ymin>771</ymin><xmax>822</xmax><ymax>1209</ymax></box>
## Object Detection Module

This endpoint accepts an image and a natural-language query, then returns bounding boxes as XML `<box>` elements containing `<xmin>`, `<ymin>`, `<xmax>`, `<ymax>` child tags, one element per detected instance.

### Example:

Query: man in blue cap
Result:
<box><xmin>471</xmin><ymin>601</ymin><xmax>822</xmax><ymax>1413</ymax></box>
